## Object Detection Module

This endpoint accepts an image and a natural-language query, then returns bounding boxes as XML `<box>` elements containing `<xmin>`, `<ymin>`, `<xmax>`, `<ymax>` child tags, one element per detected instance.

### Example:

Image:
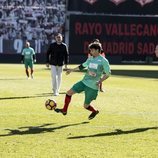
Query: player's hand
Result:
<box><xmin>66</xmin><ymin>69</ymin><xmax>72</xmax><ymax>75</ymax></box>
<box><xmin>34</xmin><ymin>59</ymin><xmax>36</xmax><ymax>63</ymax></box>
<box><xmin>21</xmin><ymin>60</ymin><xmax>23</xmax><ymax>64</ymax></box>
<box><xmin>46</xmin><ymin>63</ymin><xmax>49</xmax><ymax>68</ymax></box>
<box><xmin>96</xmin><ymin>80</ymin><xmax>102</xmax><ymax>87</ymax></box>
<box><xmin>65</xmin><ymin>65</ymin><xmax>68</xmax><ymax>70</ymax></box>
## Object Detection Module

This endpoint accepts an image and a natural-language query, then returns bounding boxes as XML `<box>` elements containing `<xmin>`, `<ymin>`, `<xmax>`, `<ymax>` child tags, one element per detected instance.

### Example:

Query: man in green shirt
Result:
<box><xmin>21</xmin><ymin>41</ymin><xmax>36</xmax><ymax>79</ymax></box>
<box><xmin>55</xmin><ymin>42</ymin><xmax>111</xmax><ymax>120</ymax></box>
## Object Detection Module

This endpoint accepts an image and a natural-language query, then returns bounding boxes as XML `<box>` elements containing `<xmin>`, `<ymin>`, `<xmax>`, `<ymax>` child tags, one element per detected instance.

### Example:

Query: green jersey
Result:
<box><xmin>82</xmin><ymin>55</ymin><xmax>111</xmax><ymax>90</ymax></box>
<box><xmin>22</xmin><ymin>47</ymin><xmax>35</xmax><ymax>61</ymax></box>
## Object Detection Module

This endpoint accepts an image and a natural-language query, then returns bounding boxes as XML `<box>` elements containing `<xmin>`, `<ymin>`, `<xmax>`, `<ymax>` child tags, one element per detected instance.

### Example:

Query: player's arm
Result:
<box><xmin>101</xmin><ymin>73</ymin><xmax>110</xmax><ymax>81</ymax></box>
<box><xmin>96</xmin><ymin>73</ymin><xmax>109</xmax><ymax>86</ymax></box>
<box><xmin>21</xmin><ymin>49</ymin><xmax>24</xmax><ymax>63</ymax></box>
<box><xmin>33</xmin><ymin>54</ymin><xmax>36</xmax><ymax>63</ymax></box>
<box><xmin>46</xmin><ymin>44</ymin><xmax>52</xmax><ymax>67</ymax></box>
<box><xmin>32</xmin><ymin>48</ymin><xmax>36</xmax><ymax>63</ymax></box>
<box><xmin>66</xmin><ymin>57</ymin><xmax>90</xmax><ymax>75</ymax></box>
<box><xmin>66</xmin><ymin>64</ymin><xmax>86</xmax><ymax>75</ymax></box>
<box><xmin>96</xmin><ymin>59</ymin><xmax>111</xmax><ymax>85</ymax></box>
<box><xmin>21</xmin><ymin>55</ymin><xmax>24</xmax><ymax>63</ymax></box>
<box><xmin>64</xmin><ymin>44</ymin><xmax>69</xmax><ymax>70</ymax></box>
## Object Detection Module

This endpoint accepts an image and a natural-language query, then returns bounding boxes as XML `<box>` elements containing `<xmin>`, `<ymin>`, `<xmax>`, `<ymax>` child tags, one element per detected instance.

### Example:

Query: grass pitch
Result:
<box><xmin>0</xmin><ymin>64</ymin><xmax>158</xmax><ymax>158</ymax></box>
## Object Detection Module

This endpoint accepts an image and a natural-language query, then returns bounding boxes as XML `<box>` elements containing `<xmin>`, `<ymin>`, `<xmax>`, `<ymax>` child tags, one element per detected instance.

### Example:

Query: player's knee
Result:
<box><xmin>84</xmin><ymin>104</ymin><xmax>89</xmax><ymax>109</ymax></box>
<box><xmin>66</xmin><ymin>89</ymin><xmax>75</xmax><ymax>96</ymax></box>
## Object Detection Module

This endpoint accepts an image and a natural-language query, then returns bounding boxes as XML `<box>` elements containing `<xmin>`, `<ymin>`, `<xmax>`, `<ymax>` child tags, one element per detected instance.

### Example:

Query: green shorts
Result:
<box><xmin>71</xmin><ymin>81</ymin><xmax>98</xmax><ymax>105</ymax></box>
<box><xmin>24</xmin><ymin>60</ymin><xmax>33</xmax><ymax>69</ymax></box>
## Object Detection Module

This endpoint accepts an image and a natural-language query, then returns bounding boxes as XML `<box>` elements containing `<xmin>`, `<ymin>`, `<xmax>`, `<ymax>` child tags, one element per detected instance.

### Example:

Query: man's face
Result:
<box><xmin>55</xmin><ymin>35</ymin><xmax>62</xmax><ymax>43</ymax></box>
<box><xmin>90</xmin><ymin>48</ymin><xmax>99</xmax><ymax>57</ymax></box>
<box><xmin>25</xmin><ymin>42</ymin><xmax>30</xmax><ymax>48</ymax></box>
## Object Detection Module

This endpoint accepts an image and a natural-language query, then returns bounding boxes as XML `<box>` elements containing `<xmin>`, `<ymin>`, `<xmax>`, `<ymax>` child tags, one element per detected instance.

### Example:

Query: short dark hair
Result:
<box><xmin>88</xmin><ymin>43</ymin><xmax>101</xmax><ymax>52</ymax></box>
<box><xmin>92</xmin><ymin>38</ymin><xmax>100</xmax><ymax>43</ymax></box>
<box><xmin>55</xmin><ymin>33</ymin><xmax>62</xmax><ymax>37</ymax></box>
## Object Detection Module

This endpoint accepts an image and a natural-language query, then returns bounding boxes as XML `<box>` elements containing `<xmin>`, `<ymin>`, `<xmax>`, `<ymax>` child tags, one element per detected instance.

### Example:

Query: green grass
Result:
<box><xmin>0</xmin><ymin>64</ymin><xmax>158</xmax><ymax>158</ymax></box>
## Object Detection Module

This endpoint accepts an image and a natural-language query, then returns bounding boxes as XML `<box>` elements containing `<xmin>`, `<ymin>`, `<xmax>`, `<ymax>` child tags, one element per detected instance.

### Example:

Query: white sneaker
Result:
<box><xmin>54</xmin><ymin>92</ymin><xmax>59</xmax><ymax>96</ymax></box>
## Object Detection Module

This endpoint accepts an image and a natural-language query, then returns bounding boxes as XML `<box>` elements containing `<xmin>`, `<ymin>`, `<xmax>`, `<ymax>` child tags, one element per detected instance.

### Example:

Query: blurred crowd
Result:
<box><xmin>0</xmin><ymin>0</ymin><xmax>66</xmax><ymax>44</ymax></box>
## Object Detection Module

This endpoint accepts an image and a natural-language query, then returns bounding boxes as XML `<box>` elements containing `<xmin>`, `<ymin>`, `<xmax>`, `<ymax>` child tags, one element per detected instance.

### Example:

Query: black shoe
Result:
<box><xmin>88</xmin><ymin>110</ymin><xmax>99</xmax><ymax>120</ymax></box>
<box><xmin>54</xmin><ymin>108</ymin><xmax>67</xmax><ymax>115</ymax></box>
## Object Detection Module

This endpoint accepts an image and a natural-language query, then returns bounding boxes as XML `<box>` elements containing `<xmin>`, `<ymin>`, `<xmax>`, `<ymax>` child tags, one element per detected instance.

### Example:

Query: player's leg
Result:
<box><xmin>84</xmin><ymin>87</ymin><xmax>99</xmax><ymax>120</ymax></box>
<box><xmin>63</xmin><ymin>89</ymin><xmax>75</xmax><ymax>113</ymax></box>
<box><xmin>25</xmin><ymin>68</ymin><xmax>29</xmax><ymax>78</ymax></box>
<box><xmin>29</xmin><ymin>61</ymin><xmax>34</xmax><ymax>79</ymax></box>
<box><xmin>51</xmin><ymin>65</ymin><xmax>58</xmax><ymax>95</ymax></box>
<box><xmin>56</xmin><ymin>66</ymin><xmax>63</xmax><ymax>95</ymax></box>
<box><xmin>54</xmin><ymin>89</ymin><xmax>75</xmax><ymax>115</ymax></box>
<box><xmin>24</xmin><ymin>61</ymin><xmax>29</xmax><ymax>78</ymax></box>
<box><xmin>55</xmin><ymin>81</ymin><xmax>84</xmax><ymax>115</ymax></box>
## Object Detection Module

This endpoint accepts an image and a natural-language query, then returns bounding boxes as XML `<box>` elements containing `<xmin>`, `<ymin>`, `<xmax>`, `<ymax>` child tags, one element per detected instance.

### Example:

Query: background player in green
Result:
<box><xmin>21</xmin><ymin>41</ymin><xmax>36</xmax><ymax>79</ymax></box>
<box><xmin>55</xmin><ymin>42</ymin><xmax>111</xmax><ymax>120</ymax></box>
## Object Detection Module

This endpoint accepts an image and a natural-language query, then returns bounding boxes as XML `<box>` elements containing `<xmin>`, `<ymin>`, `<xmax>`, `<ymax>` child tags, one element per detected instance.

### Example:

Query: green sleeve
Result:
<box><xmin>82</xmin><ymin>57</ymin><xmax>92</xmax><ymax>68</ymax></box>
<box><xmin>102</xmin><ymin>59</ymin><xmax>111</xmax><ymax>76</ymax></box>
<box><xmin>32</xmin><ymin>48</ymin><xmax>35</xmax><ymax>55</ymax></box>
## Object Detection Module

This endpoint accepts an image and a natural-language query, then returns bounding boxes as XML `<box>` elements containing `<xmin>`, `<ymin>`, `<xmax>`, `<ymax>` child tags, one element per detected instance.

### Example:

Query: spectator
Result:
<box><xmin>46</xmin><ymin>33</ymin><xmax>69</xmax><ymax>96</ymax></box>
<box><xmin>0</xmin><ymin>0</ymin><xmax>66</xmax><ymax>41</ymax></box>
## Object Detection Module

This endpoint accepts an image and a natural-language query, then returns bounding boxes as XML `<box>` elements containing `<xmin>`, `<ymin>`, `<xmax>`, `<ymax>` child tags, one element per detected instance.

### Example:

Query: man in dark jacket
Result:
<box><xmin>46</xmin><ymin>33</ymin><xmax>69</xmax><ymax>96</ymax></box>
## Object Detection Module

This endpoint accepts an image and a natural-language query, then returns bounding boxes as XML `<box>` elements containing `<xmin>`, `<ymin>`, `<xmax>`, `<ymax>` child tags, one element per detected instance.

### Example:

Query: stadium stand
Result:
<box><xmin>0</xmin><ymin>0</ymin><xmax>66</xmax><ymax>43</ymax></box>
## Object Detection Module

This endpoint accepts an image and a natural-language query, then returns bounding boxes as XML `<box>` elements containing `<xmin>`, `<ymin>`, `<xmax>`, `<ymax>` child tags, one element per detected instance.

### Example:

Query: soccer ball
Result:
<box><xmin>45</xmin><ymin>99</ymin><xmax>57</xmax><ymax>110</ymax></box>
